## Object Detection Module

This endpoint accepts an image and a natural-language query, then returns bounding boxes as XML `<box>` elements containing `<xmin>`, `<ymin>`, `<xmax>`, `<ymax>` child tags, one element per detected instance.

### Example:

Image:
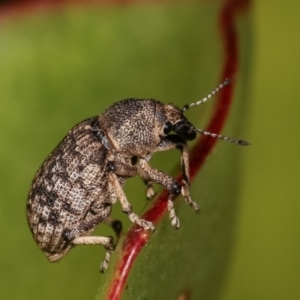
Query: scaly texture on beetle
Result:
<box><xmin>27</xmin><ymin>80</ymin><xmax>249</xmax><ymax>272</ymax></box>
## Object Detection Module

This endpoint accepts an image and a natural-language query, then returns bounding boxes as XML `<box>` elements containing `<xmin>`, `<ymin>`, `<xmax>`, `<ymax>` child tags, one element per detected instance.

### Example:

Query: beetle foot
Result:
<box><xmin>146</xmin><ymin>184</ymin><xmax>156</xmax><ymax>200</ymax></box>
<box><xmin>128</xmin><ymin>212</ymin><xmax>155</xmax><ymax>231</ymax></box>
<box><xmin>167</xmin><ymin>199</ymin><xmax>180</xmax><ymax>229</ymax></box>
<box><xmin>99</xmin><ymin>238</ymin><xmax>114</xmax><ymax>273</ymax></box>
<box><xmin>99</xmin><ymin>251</ymin><xmax>111</xmax><ymax>273</ymax></box>
<box><xmin>181</xmin><ymin>184</ymin><xmax>200</xmax><ymax>213</ymax></box>
<box><xmin>136</xmin><ymin>218</ymin><xmax>155</xmax><ymax>231</ymax></box>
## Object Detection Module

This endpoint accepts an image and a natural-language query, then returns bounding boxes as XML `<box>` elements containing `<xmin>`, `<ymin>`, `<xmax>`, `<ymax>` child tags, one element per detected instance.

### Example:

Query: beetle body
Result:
<box><xmin>27</xmin><ymin>117</ymin><xmax>113</xmax><ymax>262</ymax></box>
<box><xmin>27</xmin><ymin>81</ymin><xmax>249</xmax><ymax>272</ymax></box>
<box><xmin>27</xmin><ymin>99</ymin><xmax>197</xmax><ymax>271</ymax></box>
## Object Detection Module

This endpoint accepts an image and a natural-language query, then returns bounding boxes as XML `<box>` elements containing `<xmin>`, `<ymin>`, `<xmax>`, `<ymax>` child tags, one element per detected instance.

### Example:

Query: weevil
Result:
<box><xmin>27</xmin><ymin>79</ymin><xmax>249</xmax><ymax>272</ymax></box>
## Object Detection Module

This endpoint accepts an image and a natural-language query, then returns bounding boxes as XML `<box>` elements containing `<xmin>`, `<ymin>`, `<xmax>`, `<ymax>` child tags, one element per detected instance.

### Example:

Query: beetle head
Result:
<box><xmin>159</xmin><ymin>79</ymin><xmax>250</xmax><ymax>146</ymax></box>
<box><xmin>161</xmin><ymin>104</ymin><xmax>196</xmax><ymax>141</ymax></box>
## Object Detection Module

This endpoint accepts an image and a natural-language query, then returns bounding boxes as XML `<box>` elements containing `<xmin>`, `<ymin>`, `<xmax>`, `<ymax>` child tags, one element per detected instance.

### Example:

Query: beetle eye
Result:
<box><xmin>163</xmin><ymin>121</ymin><xmax>173</xmax><ymax>135</ymax></box>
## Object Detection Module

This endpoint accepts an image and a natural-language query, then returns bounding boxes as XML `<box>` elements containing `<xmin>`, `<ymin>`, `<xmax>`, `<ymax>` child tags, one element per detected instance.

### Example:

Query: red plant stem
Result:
<box><xmin>107</xmin><ymin>0</ymin><xmax>250</xmax><ymax>299</ymax></box>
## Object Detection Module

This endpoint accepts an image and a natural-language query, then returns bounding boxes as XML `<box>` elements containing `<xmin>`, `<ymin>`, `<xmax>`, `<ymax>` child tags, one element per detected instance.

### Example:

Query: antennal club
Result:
<box><xmin>195</xmin><ymin>128</ymin><xmax>250</xmax><ymax>146</ymax></box>
<box><xmin>182</xmin><ymin>78</ymin><xmax>232</xmax><ymax>112</ymax></box>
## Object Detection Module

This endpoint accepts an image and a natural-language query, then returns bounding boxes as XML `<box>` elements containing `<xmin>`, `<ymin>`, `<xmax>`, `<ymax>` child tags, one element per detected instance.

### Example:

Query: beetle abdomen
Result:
<box><xmin>27</xmin><ymin>117</ymin><xmax>110</xmax><ymax>256</ymax></box>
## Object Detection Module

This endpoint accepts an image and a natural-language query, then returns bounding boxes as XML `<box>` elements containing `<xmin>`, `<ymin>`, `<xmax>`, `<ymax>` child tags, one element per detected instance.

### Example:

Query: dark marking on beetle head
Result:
<box><xmin>173</xmin><ymin>120</ymin><xmax>196</xmax><ymax>141</ymax></box>
<box><xmin>155</xmin><ymin>103</ymin><xmax>197</xmax><ymax>141</ymax></box>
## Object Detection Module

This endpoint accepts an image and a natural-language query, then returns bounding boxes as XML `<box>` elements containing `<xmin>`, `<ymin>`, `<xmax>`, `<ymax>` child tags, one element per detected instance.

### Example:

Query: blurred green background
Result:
<box><xmin>222</xmin><ymin>2</ymin><xmax>300</xmax><ymax>300</ymax></box>
<box><xmin>0</xmin><ymin>1</ymin><xmax>299</xmax><ymax>300</ymax></box>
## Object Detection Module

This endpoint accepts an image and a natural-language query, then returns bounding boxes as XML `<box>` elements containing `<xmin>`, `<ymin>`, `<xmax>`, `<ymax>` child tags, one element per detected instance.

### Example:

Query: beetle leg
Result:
<box><xmin>108</xmin><ymin>171</ymin><xmax>155</xmax><ymax>231</ymax></box>
<box><xmin>106</xmin><ymin>159</ymin><xmax>154</xmax><ymax>231</ymax></box>
<box><xmin>107</xmin><ymin>160</ymin><xmax>137</xmax><ymax>177</ymax></box>
<box><xmin>137</xmin><ymin>167</ymin><xmax>156</xmax><ymax>200</ymax></box>
<box><xmin>90</xmin><ymin>201</ymin><xmax>123</xmax><ymax>238</ymax></box>
<box><xmin>61</xmin><ymin>206</ymin><xmax>115</xmax><ymax>272</ymax></box>
<box><xmin>181</xmin><ymin>180</ymin><xmax>200</xmax><ymax>212</ymax></box>
<box><xmin>72</xmin><ymin>236</ymin><xmax>114</xmax><ymax>273</ymax></box>
<box><xmin>154</xmin><ymin>135</ymin><xmax>190</xmax><ymax>183</ymax></box>
<box><xmin>145</xmin><ymin>180</ymin><xmax>156</xmax><ymax>200</ymax></box>
<box><xmin>153</xmin><ymin>135</ymin><xmax>200</xmax><ymax>212</ymax></box>
<box><xmin>103</xmin><ymin>217</ymin><xmax>123</xmax><ymax>238</ymax></box>
<box><xmin>139</xmin><ymin>158</ymin><xmax>183</xmax><ymax>228</ymax></box>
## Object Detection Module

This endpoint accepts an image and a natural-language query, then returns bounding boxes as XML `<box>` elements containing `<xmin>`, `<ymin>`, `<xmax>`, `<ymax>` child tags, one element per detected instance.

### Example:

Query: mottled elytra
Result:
<box><xmin>27</xmin><ymin>79</ymin><xmax>249</xmax><ymax>272</ymax></box>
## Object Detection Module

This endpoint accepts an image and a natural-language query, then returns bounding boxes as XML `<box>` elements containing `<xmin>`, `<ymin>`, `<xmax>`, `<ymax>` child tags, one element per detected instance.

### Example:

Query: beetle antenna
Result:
<box><xmin>195</xmin><ymin>128</ymin><xmax>250</xmax><ymax>146</ymax></box>
<box><xmin>182</xmin><ymin>78</ymin><xmax>232</xmax><ymax>112</ymax></box>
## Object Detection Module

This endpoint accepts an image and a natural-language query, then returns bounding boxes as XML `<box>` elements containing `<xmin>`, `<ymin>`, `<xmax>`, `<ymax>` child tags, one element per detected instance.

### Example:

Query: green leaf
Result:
<box><xmin>0</xmin><ymin>1</ymin><xmax>251</xmax><ymax>300</ymax></box>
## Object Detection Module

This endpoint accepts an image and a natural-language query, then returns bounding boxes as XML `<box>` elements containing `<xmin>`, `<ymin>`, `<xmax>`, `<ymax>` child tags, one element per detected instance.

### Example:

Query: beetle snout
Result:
<box><xmin>174</xmin><ymin>121</ymin><xmax>196</xmax><ymax>141</ymax></box>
